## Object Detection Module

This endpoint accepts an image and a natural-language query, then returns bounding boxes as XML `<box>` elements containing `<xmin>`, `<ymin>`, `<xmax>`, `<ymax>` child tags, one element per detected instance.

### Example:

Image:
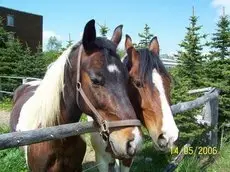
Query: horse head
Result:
<box><xmin>64</xmin><ymin>20</ymin><xmax>142</xmax><ymax>159</ymax></box>
<box><xmin>123</xmin><ymin>34</ymin><xmax>179</xmax><ymax>151</ymax></box>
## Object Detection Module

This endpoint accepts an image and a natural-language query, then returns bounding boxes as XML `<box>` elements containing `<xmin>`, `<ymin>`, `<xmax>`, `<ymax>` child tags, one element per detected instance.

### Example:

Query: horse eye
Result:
<box><xmin>91</xmin><ymin>77</ymin><xmax>104</xmax><ymax>86</ymax></box>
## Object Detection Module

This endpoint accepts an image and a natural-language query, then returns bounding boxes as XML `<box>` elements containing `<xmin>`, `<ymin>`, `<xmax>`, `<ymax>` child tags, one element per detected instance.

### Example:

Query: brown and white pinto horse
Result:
<box><xmin>10</xmin><ymin>20</ymin><xmax>142</xmax><ymax>172</ymax></box>
<box><xmin>88</xmin><ymin>35</ymin><xmax>179</xmax><ymax>171</ymax></box>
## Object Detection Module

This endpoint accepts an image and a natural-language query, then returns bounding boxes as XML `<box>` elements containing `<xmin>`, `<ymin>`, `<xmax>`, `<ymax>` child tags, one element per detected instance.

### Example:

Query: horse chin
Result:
<box><xmin>150</xmin><ymin>134</ymin><xmax>171</xmax><ymax>153</ymax></box>
<box><xmin>106</xmin><ymin>140</ymin><xmax>132</xmax><ymax>160</ymax></box>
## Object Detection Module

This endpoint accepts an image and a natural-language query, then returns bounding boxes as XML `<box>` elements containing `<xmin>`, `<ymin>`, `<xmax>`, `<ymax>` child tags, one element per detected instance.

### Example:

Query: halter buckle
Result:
<box><xmin>100</xmin><ymin>120</ymin><xmax>110</xmax><ymax>141</ymax></box>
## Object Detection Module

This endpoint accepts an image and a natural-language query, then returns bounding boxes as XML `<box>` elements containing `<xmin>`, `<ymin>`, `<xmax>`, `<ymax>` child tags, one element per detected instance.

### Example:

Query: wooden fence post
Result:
<box><xmin>203</xmin><ymin>89</ymin><xmax>219</xmax><ymax>147</ymax></box>
<box><xmin>22</xmin><ymin>78</ymin><xmax>27</xmax><ymax>84</ymax></box>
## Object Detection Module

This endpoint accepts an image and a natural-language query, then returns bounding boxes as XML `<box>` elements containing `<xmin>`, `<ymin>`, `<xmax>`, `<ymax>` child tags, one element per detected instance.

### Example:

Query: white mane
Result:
<box><xmin>17</xmin><ymin>45</ymin><xmax>76</xmax><ymax>130</ymax></box>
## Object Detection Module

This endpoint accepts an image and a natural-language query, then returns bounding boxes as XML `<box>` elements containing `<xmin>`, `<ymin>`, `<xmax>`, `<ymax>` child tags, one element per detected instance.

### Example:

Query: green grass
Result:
<box><xmin>0</xmin><ymin>97</ymin><xmax>13</xmax><ymax>111</ymax></box>
<box><xmin>130</xmin><ymin>134</ymin><xmax>171</xmax><ymax>172</ymax></box>
<box><xmin>176</xmin><ymin>154</ymin><xmax>203</xmax><ymax>172</ymax></box>
<box><xmin>206</xmin><ymin>143</ymin><xmax>230</xmax><ymax>172</ymax></box>
<box><xmin>172</xmin><ymin>140</ymin><xmax>230</xmax><ymax>172</ymax></box>
<box><xmin>0</xmin><ymin>125</ymin><xmax>28</xmax><ymax>172</ymax></box>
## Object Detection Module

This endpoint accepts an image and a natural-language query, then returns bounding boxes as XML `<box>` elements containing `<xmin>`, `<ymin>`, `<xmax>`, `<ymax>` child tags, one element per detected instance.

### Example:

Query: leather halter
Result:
<box><xmin>76</xmin><ymin>45</ymin><xmax>141</xmax><ymax>141</ymax></box>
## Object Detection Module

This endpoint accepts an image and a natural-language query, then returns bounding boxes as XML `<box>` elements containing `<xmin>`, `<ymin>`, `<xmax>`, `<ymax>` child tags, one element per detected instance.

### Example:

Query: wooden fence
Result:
<box><xmin>0</xmin><ymin>87</ymin><xmax>220</xmax><ymax>151</ymax></box>
<box><xmin>0</xmin><ymin>76</ymin><xmax>41</xmax><ymax>99</ymax></box>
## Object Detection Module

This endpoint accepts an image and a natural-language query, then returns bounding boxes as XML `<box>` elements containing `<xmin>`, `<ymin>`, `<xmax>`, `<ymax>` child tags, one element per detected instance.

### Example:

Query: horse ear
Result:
<box><xmin>82</xmin><ymin>19</ymin><xmax>96</xmax><ymax>51</ymax></box>
<box><xmin>111</xmin><ymin>25</ymin><xmax>123</xmax><ymax>46</ymax></box>
<box><xmin>125</xmin><ymin>34</ymin><xmax>139</xmax><ymax>71</ymax></box>
<box><xmin>125</xmin><ymin>34</ymin><xmax>133</xmax><ymax>51</ymax></box>
<box><xmin>149</xmin><ymin>36</ymin><xmax>159</xmax><ymax>56</ymax></box>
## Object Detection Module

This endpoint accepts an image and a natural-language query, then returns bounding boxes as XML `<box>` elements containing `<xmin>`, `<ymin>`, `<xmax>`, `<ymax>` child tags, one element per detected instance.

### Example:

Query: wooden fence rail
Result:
<box><xmin>0</xmin><ymin>76</ymin><xmax>41</xmax><ymax>99</ymax></box>
<box><xmin>0</xmin><ymin>88</ymin><xmax>220</xmax><ymax>150</ymax></box>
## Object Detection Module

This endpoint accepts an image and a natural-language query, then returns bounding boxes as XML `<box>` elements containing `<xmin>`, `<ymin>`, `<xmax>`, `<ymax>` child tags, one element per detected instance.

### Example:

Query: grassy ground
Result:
<box><xmin>0</xmin><ymin>125</ymin><xmax>28</xmax><ymax>172</ymax></box>
<box><xmin>174</xmin><ymin>141</ymin><xmax>230</xmax><ymax>172</ymax></box>
<box><xmin>206</xmin><ymin>143</ymin><xmax>230</xmax><ymax>172</ymax></box>
<box><xmin>0</xmin><ymin>97</ymin><xmax>13</xmax><ymax>111</ymax></box>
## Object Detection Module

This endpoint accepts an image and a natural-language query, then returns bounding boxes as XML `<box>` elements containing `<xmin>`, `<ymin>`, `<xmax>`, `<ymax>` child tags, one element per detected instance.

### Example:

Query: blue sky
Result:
<box><xmin>1</xmin><ymin>0</ymin><xmax>230</xmax><ymax>54</ymax></box>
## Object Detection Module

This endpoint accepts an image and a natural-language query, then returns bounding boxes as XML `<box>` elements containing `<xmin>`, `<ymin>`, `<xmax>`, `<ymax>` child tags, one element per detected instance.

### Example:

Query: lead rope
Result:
<box><xmin>76</xmin><ymin>45</ymin><xmax>110</xmax><ymax>141</ymax></box>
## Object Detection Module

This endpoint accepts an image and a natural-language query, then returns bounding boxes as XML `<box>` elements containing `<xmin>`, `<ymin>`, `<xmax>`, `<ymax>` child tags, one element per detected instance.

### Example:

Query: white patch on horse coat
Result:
<box><xmin>16</xmin><ymin>45</ymin><xmax>75</xmax><ymax>132</ymax></box>
<box><xmin>88</xmin><ymin>115</ymin><xmax>114</xmax><ymax>172</ymax></box>
<box><xmin>16</xmin><ymin>45</ymin><xmax>76</xmax><ymax>165</ymax></box>
<box><xmin>130</xmin><ymin>127</ymin><xmax>142</xmax><ymax>150</ymax></box>
<box><xmin>107</xmin><ymin>64</ymin><xmax>120</xmax><ymax>73</ymax></box>
<box><xmin>24</xmin><ymin>146</ymin><xmax>28</xmax><ymax>166</ymax></box>
<box><xmin>152</xmin><ymin>69</ymin><xmax>179</xmax><ymax>145</ymax></box>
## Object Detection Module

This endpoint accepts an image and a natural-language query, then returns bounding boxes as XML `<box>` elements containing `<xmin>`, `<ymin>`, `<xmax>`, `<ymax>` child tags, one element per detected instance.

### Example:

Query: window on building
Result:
<box><xmin>7</xmin><ymin>15</ymin><xmax>14</xmax><ymax>27</ymax></box>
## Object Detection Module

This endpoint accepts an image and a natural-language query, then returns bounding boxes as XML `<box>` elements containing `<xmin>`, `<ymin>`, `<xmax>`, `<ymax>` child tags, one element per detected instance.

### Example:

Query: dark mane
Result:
<box><xmin>124</xmin><ymin>48</ymin><xmax>170</xmax><ymax>82</ymax></box>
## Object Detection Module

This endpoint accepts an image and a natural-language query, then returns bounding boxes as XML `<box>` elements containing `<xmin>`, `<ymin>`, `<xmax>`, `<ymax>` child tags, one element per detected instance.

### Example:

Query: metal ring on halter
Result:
<box><xmin>76</xmin><ymin>81</ymin><xmax>81</xmax><ymax>91</ymax></box>
<box><xmin>99</xmin><ymin>120</ymin><xmax>110</xmax><ymax>141</ymax></box>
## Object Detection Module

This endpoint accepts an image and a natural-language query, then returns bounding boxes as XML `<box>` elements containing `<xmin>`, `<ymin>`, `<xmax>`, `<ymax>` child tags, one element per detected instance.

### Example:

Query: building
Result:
<box><xmin>160</xmin><ymin>54</ymin><xmax>178</xmax><ymax>69</ymax></box>
<box><xmin>0</xmin><ymin>6</ymin><xmax>43</xmax><ymax>53</ymax></box>
<box><xmin>161</xmin><ymin>58</ymin><xmax>178</xmax><ymax>69</ymax></box>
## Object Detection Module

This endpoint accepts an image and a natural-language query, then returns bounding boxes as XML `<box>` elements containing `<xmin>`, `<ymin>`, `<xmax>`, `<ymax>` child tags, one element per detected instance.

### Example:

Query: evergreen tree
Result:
<box><xmin>170</xmin><ymin>8</ymin><xmax>207</xmax><ymax>143</ymax></box>
<box><xmin>46</xmin><ymin>36</ymin><xmax>62</xmax><ymax>52</ymax></box>
<box><xmin>210</xmin><ymin>10</ymin><xmax>230</xmax><ymax>60</ymax></box>
<box><xmin>174</xmin><ymin>9</ymin><xmax>207</xmax><ymax>89</ymax></box>
<box><xmin>205</xmin><ymin>9</ymin><xmax>230</xmax><ymax>124</ymax></box>
<box><xmin>98</xmin><ymin>23</ymin><xmax>109</xmax><ymax>37</ymax></box>
<box><xmin>66</xmin><ymin>33</ymin><xmax>74</xmax><ymax>48</ymax></box>
<box><xmin>138</xmin><ymin>24</ymin><xmax>154</xmax><ymax>48</ymax></box>
<box><xmin>16</xmin><ymin>47</ymin><xmax>46</xmax><ymax>78</ymax></box>
<box><xmin>0</xmin><ymin>18</ymin><xmax>46</xmax><ymax>92</ymax></box>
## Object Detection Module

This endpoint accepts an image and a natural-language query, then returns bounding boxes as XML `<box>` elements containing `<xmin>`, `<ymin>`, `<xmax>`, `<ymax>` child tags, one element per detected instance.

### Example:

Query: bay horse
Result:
<box><xmin>10</xmin><ymin>20</ymin><xmax>142</xmax><ymax>172</ymax></box>
<box><xmin>88</xmin><ymin>34</ymin><xmax>179</xmax><ymax>171</ymax></box>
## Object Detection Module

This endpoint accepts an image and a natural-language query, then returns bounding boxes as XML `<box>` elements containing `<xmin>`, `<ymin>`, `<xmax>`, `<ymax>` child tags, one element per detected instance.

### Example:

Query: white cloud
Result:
<box><xmin>43</xmin><ymin>30</ymin><xmax>62</xmax><ymax>50</ymax></box>
<box><xmin>212</xmin><ymin>0</ymin><xmax>230</xmax><ymax>16</ymax></box>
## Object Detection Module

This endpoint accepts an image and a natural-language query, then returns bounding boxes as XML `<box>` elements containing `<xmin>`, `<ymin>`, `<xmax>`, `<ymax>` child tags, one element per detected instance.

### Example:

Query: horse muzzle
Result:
<box><xmin>107</xmin><ymin>127</ymin><xmax>142</xmax><ymax>159</ymax></box>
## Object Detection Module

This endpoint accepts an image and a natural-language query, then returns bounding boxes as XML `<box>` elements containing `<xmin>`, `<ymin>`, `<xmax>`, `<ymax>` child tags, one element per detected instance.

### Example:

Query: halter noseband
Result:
<box><xmin>76</xmin><ymin>45</ymin><xmax>141</xmax><ymax>141</ymax></box>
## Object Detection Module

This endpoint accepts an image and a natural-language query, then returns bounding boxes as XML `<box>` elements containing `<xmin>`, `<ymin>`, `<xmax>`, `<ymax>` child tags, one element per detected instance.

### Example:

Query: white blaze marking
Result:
<box><xmin>107</xmin><ymin>64</ymin><xmax>120</xmax><ymax>73</ymax></box>
<box><xmin>130</xmin><ymin>127</ymin><xmax>142</xmax><ymax>150</ymax></box>
<box><xmin>152</xmin><ymin>69</ymin><xmax>179</xmax><ymax>144</ymax></box>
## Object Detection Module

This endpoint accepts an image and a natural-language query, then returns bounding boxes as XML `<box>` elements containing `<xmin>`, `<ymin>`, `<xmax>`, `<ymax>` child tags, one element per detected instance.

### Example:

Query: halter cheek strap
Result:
<box><xmin>76</xmin><ymin>45</ymin><xmax>110</xmax><ymax>140</ymax></box>
<box><xmin>76</xmin><ymin>45</ymin><xmax>141</xmax><ymax>141</ymax></box>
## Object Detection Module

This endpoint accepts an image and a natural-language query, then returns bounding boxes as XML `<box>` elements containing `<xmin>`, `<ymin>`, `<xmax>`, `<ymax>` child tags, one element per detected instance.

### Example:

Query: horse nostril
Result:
<box><xmin>126</xmin><ymin>139</ymin><xmax>135</xmax><ymax>156</ymax></box>
<box><xmin>157</xmin><ymin>134</ymin><xmax>168</xmax><ymax>148</ymax></box>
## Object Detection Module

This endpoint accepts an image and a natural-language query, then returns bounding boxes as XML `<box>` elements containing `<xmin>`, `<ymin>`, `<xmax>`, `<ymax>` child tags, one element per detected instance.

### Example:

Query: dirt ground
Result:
<box><xmin>0</xmin><ymin>110</ymin><xmax>10</xmax><ymax>126</ymax></box>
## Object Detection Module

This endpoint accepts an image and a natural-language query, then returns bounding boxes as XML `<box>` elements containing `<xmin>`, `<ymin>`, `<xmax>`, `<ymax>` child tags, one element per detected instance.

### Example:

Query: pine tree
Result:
<box><xmin>0</xmin><ymin>18</ymin><xmax>46</xmax><ymax>92</ymax></box>
<box><xmin>46</xmin><ymin>36</ymin><xmax>62</xmax><ymax>52</ymax></box>
<box><xmin>210</xmin><ymin>8</ymin><xmax>230</xmax><ymax>60</ymax></box>
<box><xmin>66</xmin><ymin>33</ymin><xmax>74</xmax><ymax>48</ymax></box>
<box><xmin>138</xmin><ymin>24</ymin><xmax>154</xmax><ymax>48</ymax></box>
<box><xmin>16</xmin><ymin>46</ymin><xmax>46</xmax><ymax>78</ymax></box>
<box><xmin>98</xmin><ymin>23</ymin><xmax>109</xmax><ymax>37</ymax></box>
<box><xmin>171</xmin><ymin>8</ymin><xmax>207</xmax><ymax>143</ymax></box>
<box><xmin>174</xmin><ymin>8</ymin><xmax>207</xmax><ymax>89</ymax></box>
<box><xmin>205</xmin><ymin>8</ymin><xmax>230</xmax><ymax>124</ymax></box>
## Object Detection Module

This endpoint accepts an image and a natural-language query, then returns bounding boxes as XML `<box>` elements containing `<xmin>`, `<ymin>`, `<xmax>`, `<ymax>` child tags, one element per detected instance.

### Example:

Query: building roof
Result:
<box><xmin>0</xmin><ymin>6</ymin><xmax>42</xmax><ymax>17</ymax></box>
